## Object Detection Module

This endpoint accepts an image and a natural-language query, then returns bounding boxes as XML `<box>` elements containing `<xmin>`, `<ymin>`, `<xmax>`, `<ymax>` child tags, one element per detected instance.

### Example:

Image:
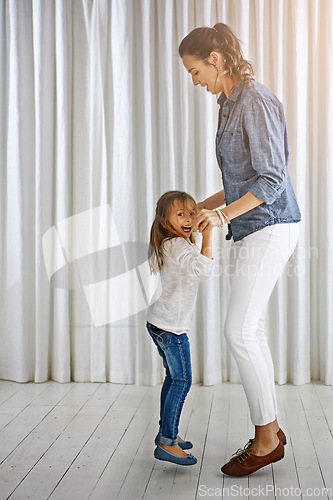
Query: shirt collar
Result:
<box><xmin>217</xmin><ymin>79</ymin><xmax>244</xmax><ymax>106</ymax></box>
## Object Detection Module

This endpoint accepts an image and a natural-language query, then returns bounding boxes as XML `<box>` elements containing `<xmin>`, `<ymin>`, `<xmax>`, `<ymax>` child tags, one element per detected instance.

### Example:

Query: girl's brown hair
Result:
<box><xmin>148</xmin><ymin>191</ymin><xmax>197</xmax><ymax>274</ymax></box>
<box><xmin>178</xmin><ymin>23</ymin><xmax>254</xmax><ymax>82</ymax></box>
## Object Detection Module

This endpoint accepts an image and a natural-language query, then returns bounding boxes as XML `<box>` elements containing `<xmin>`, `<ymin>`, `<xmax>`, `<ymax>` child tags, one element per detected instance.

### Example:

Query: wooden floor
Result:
<box><xmin>0</xmin><ymin>381</ymin><xmax>332</xmax><ymax>500</ymax></box>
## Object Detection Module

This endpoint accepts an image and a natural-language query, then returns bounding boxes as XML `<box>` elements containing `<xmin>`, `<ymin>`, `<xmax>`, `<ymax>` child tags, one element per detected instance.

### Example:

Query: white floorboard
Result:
<box><xmin>0</xmin><ymin>381</ymin><xmax>332</xmax><ymax>500</ymax></box>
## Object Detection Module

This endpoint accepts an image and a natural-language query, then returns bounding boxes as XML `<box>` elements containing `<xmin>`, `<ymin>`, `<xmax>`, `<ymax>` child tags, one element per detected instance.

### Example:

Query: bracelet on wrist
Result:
<box><xmin>214</xmin><ymin>209</ymin><xmax>224</xmax><ymax>227</ymax></box>
<box><xmin>220</xmin><ymin>210</ymin><xmax>230</xmax><ymax>224</ymax></box>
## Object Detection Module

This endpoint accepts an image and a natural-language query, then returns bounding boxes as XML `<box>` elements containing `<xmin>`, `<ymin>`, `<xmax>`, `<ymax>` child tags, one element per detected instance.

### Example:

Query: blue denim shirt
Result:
<box><xmin>216</xmin><ymin>80</ymin><xmax>301</xmax><ymax>242</ymax></box>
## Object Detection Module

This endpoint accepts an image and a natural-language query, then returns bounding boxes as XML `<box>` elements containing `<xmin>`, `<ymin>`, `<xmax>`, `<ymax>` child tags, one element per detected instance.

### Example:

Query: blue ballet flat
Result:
<box><xmin>154</xmin><ymin>432</ymin><xmax>193</xmax><ymax>450</ymax></box>
<box><xmin>154</xmin><ymin>445</ymin><xmax>197</xmax><ymax>466</ymax></box>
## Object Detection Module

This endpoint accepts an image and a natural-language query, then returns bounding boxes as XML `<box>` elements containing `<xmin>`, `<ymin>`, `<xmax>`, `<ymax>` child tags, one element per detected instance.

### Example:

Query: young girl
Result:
<box><xmin>146</xmin><ymin>190</ymin><xmax>213</xmax><ymax>466</ymax></box>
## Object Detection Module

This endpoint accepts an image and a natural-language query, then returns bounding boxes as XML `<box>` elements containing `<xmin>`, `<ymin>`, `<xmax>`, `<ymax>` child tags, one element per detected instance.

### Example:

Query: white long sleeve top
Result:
<box><xmin>146</xmin><ymin>237</ymin><xmax>213</xmax><ymax>334</ymax></box>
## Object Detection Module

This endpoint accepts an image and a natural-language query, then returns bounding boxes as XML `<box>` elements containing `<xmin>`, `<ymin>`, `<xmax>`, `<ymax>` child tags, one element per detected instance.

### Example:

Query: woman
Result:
<box><xmin>179</xmin><ymin>23</ymin><xmax>301</xmax><ymax>476</ymax></box>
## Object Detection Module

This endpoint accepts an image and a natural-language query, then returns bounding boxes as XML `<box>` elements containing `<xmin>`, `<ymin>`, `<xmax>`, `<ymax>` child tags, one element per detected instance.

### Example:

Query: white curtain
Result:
<box><xmin>0</xmin><ymin>0</ymin><xmax>332</xmax><ymax>386</ymax></box>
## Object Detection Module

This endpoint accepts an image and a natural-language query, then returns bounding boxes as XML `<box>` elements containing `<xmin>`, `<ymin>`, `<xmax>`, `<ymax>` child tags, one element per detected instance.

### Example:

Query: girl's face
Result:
<box><xmin>182</xmin><ymin>53</ymin><xmax>225</xmax><ymax>95</ymax></box>
<box><xmin>167</xmin><ymin>199</ymin><xmax>197</xmax><ymax>238</ymax></box>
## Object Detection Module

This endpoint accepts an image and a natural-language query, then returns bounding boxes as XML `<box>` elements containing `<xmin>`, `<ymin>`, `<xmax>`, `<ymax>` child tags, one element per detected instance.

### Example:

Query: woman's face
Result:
<box><xmin>182</xmin><ymin>53</ymin><xmax>224</xmax><ymax>95</ymax></box>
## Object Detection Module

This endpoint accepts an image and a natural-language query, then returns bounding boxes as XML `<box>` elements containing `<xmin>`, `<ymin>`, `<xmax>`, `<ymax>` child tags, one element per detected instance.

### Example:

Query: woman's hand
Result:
<box><xmin>195</xmin><ymin>209</ymin><xmax>222</xmax><ymax>233</ymax></box>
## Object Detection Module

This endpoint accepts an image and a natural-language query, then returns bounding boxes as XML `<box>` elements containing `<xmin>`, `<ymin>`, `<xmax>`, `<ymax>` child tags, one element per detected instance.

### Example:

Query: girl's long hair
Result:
<box><xmin>148</xmin><ymin>191</ymin><xmax>196</xmax><ymax>274</ymax></box>
<box><xmin>179</xmin><ymin>23</ymin><xmax>254</xmax><ymax>83</ymax></box>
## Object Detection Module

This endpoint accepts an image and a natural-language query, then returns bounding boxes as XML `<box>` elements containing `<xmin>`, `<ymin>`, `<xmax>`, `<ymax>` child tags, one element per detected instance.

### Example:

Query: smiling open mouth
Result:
<box><xmin>181</xmin><ymin>226</ymin><xmax>192</xmax><ymax>233</ymax></box>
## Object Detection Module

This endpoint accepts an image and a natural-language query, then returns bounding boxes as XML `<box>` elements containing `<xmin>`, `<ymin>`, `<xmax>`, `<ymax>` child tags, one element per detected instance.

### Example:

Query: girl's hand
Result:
<box><xmin>196</xmin><ymin>209</ymin><xmax>222</xmax><ymax>233</ymax></box>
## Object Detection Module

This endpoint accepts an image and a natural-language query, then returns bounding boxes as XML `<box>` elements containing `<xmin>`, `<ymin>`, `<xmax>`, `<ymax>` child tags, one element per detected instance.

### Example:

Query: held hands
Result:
<box><xmin>195</xmin><ymin>209</ymin><xmax>223</xmax><ymax>233</ymax></box>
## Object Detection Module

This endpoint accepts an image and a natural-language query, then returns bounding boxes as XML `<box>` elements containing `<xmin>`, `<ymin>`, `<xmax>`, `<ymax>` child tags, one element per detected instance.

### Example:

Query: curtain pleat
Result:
<box><xmin>0</xmin><ymin>0</ymin><xmax>332</xmax><ymax>386</ymax></box>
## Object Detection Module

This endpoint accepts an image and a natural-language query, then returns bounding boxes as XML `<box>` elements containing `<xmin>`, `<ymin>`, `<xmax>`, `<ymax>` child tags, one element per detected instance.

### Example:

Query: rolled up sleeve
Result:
<box><xmin>245</xmin><ymin>96</ymin><xmax>288</xmax><ymax>205</ymax></box>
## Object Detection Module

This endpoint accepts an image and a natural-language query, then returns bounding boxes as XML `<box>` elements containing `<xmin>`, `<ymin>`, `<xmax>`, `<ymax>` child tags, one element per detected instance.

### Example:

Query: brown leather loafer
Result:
<box><xmin>221</xmin><ymin>441</ymin><xmax>284</xmax><ymax>476</ymax></box>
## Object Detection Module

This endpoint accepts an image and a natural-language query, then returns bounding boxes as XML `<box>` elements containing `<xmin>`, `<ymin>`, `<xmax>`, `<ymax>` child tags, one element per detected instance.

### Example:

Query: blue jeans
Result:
<box><xmin>146</xmin><ymin>322</ymin><xmax>192</xmax><ymax>445</ymax></box>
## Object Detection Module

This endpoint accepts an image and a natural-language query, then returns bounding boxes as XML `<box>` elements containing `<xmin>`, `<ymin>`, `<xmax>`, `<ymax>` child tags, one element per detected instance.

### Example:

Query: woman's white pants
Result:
<box><xmin>225</xmin><ymin>223</ymin><xmax>299</xmax><ymax>426</ymax></box>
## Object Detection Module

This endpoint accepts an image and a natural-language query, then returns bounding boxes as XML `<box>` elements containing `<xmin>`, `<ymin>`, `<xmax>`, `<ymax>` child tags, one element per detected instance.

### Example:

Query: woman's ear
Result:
<box><xmin>209</xmin><ymin>51</ymin><xmax>220</xmax><ymax>66</ymax></box>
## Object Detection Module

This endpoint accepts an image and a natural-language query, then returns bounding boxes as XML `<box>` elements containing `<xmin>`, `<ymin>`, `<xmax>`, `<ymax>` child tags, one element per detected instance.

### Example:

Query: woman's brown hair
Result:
<box><xmin>178</xmin><ymin>23</ymin><xmax>254</xmax><ymax>82</ymax></box>
<box><xmin>148</xmin><ymin>191</ymin><xmax>197</xmax><ymax>274</ymax></box>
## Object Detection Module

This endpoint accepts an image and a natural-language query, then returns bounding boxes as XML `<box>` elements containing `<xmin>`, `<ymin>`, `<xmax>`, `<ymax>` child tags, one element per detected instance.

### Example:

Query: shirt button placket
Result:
<box><xmin>222</xmin><ymin>102</ymin><xmax>229</xmax><ymax>126</ymax></box>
